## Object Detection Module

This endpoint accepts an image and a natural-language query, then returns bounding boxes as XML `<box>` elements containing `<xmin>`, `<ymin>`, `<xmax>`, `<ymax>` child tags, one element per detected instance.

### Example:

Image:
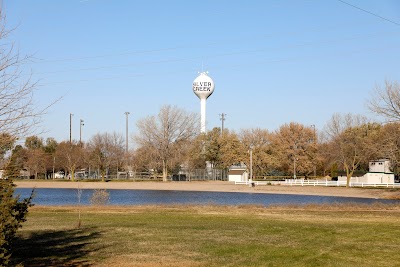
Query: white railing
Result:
<box><xmin>284</xmin><ymin>179</ymin><xmax>347</xmax><ymax>187</ymax></box>
<box><xmin>234</xmin><ymin>179</ymin><xmax>400</xmax><ymax>188</ymax></box>
<box><xmin>349</xmin><ymin>182</ymin><xmax>400</xmax><ymax>188</ymax></box>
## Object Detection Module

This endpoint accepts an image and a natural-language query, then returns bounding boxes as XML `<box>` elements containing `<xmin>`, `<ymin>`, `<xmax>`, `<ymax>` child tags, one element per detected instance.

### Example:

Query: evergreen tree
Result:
<box><xmin>0</xmin><ymin>179</ymin><xmax>33</xmax><ymax>266</ymax></box>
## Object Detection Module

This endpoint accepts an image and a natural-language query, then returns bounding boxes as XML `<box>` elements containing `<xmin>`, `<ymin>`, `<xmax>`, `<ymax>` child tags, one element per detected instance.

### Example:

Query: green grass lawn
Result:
<box><xmin>12</xmin><ymin>204</ymin><xmax>400</xmax><ymax>266</ymax></box>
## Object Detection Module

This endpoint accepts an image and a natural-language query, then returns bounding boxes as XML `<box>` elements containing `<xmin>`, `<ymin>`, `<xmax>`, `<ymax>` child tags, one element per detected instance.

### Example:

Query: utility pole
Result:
<box><xmin>80</xmin><ymin>119</ymin><xmax>84</xmax><ymax>145</ymax></box>
<box><xmin>124</xmin><ymin>112</ymin><xmax>130</xmax><ymax>153</ymax></box>
<box><xmin>52</xmin><ymin>156</ymin><xmax>55</xmax><ymax>180</ymax></box>
<box><xmin>292</xmin><ymin>143</ymin><xmax>297</xmax><ymax>179</ymax></box>
<box><xmin>219</xmin><ymin>113</ymin><xmax>226</xmax><ymax>134</ymax></box>
<box><xmin>250</xmin><ymin>145</ymin><xmax>253</xmax><ymax>181</ymax></box>
<box><xmin>69</xmin><ymin>113</ymin><xmax>73</xmax><ymax>143</ymax></box>
<box><xmin>311</xmin><ymin>124</ymin><xmax>316</xmax><ymax>178</ymax></box>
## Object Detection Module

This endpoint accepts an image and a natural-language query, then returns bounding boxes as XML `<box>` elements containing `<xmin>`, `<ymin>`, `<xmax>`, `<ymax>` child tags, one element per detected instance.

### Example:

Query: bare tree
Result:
<box><xmin>323</xmin><ymin>113</ymin><xmax>374</xmax><ymax>187</ymax></box>
<box><xmin>24</xmin><ymin>148</ymin><xmax>46</xmax><ymax>179</ymax></box>
<box><xmin>87</xmin><ymin>132</ymin><xmax>125</xmax><ymax>181</ymax></box>
<box><xmin>132</xmin><ymin>145</ymin><xmax>161</xmax><ymax>174</ymax></box>
<box><xmin>370</xmin><ymin>122</ymin><xmax>400</xmax><ymax>174</ymax></box>
<box><xmin>240</xmin><ymin>128</ymin><xmax>274</xmax><ymax>177</ymax></box>
<box><xmin>367</xmin><ymin>80</ymin><xmax>400</xmax><ymax>122</ymax></box>
<box><xmin>134</xmin><ymin>105</ymin><xmax>199</xmax><ymax>181</ymax></box>
<box><xmin>43</xmin><ymin>137</ymin><xmax>58</xmax><ymax>179</ymax></box>
<box><xmin>0</xmin><ymin>11</ymin><xmax>56</xmax><ymax>174</ymax></box>
<box><xmin>107</xmin><ymin>132</ymin><xmax>125</xmax><ymax>175</ymax></box>
<box><xmin>0</xmin><ymin>13</ymin><xmax>51</xmax><ymax>140</ymax></box>
<box><xmin>55</xmin><ymin>141</ymin><xmax>84</xmax><ymax>181</ymax></box>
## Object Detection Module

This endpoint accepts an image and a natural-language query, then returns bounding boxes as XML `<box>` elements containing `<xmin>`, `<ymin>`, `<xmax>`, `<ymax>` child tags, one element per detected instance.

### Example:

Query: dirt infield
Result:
<box><xmin>13</xmin><ymin>180</ymin><xmax>400</xmax><ymax>199</ymax></box>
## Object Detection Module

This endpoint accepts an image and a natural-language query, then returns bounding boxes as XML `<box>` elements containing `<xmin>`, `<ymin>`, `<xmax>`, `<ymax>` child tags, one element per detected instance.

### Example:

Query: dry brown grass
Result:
<box><xmin>97</xmin><ymin>254</ymin><xmax>204</xmax><ymax>267</ymax></box>
<box><xmin>14</xmin><ymin>203</ymin><xmax>400</xmax><ymax>267</ymax></box>
<box><xmin>29</xmin><ymin>202</ymin><xmax>400</xmax><ymax>214</ymax></box>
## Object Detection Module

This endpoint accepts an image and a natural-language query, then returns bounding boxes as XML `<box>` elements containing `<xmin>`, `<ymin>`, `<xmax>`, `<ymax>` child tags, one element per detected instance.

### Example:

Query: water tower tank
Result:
<box><xmin>192</xmin><ymin>72</ymin><xmax>215</xmax><ymax>133</ymax></box>
<box><xmin>193</xmin><ymin>72</ymin><xmax>215</xmax><ymax>99</ymax></box>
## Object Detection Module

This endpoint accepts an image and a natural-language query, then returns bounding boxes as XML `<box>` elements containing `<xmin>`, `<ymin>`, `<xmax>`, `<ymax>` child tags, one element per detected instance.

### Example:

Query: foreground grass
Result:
<box><xmin>12</xmin><ymin>204</ymin><xmax>400</xmax><ymax>267</ymax></box>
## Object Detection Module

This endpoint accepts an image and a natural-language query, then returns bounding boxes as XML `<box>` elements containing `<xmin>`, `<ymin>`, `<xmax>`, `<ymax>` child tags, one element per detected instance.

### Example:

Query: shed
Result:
<box><xmin>228</xmin><ymin>168</ymin><xmax>248</xmax><ymax>182</ymax></box>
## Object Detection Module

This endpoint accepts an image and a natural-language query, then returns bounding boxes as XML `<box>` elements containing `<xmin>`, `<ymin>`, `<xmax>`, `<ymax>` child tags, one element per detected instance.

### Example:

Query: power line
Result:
<box><xmin>37</xmin><ymin>43</ymin><xmax>400</xmax><ymax>87</ymax></box>
<box><xmin>30</xmin><ymin>20</ymin><xmax>392</xmax><ymax>65</ymax></box>
<box><xmin>28</xmin><ymin>29</ymin><xmax>400</xmax><ymax>78</ymax></box>
<box><xmin>33</xmin><ymin>57</ymin><xmax>187</xmax><ymax>75</ymax></box>
<box><xmin>223</xmin><ymin>43</ymin><xmax>400</xmax><ymax>71</ymax></box>
<box><xmin>338</xmin><ymin>0</ymin><xmax>400</xmax><ymax>26</ymax></box>
<box><xmin>34</xmin><ymin>45</ymin><xmax>189</xmax><ymax>64</ymax></box>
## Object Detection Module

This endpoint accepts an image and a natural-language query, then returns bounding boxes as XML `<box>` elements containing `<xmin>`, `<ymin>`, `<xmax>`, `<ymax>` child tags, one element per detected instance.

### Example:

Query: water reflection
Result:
<box><xmin>15</xmin><ymin>188</ymin><xmax>399</xmax><ymax>206</ymax></box>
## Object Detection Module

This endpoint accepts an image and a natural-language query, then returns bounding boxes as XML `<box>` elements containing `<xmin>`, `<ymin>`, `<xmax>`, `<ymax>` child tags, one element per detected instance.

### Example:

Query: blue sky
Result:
<box><xmin>4</xmin><ymin>0</ymin><xmax>400</xmax><ymax>147</ymax></box>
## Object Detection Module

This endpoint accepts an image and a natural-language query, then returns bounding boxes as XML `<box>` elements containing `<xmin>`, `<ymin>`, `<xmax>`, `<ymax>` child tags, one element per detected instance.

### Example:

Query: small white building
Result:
<box><xmin>338</xmin><ymin>159</ymin><xmax>394</xmax><ymax>184</ymax></box>
<box><xmin>363</xmin><ymin>159</ymin><xmax>394</xmax><ymax>183</ymax></box>
<box><xmin>228</xmin><ymin>164</ymin><xmax>248</xmax><ymax>182</ymax></box>
<box><xmin>369</xmin><ymin>159</ymin><xmax>391</xmax><ymax>173</ymax></box>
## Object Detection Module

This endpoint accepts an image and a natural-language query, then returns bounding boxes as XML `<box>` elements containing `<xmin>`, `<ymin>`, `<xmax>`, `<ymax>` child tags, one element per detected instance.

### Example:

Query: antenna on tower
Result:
<box><xmin>219</xmin><ymin>113</ymin><xmax>226</xmax><ymax>134</ymax></box>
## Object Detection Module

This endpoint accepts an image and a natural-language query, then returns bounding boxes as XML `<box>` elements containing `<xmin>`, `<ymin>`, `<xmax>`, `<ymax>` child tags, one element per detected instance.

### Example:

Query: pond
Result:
<box><xmin>14</xmin><ymin>188</ymin><xmax>400</xmax><ymax>206</ymax></box>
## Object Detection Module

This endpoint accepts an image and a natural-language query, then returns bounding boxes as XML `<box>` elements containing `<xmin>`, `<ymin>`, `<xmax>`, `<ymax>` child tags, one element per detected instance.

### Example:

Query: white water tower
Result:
<box><xmin>192</xmin><ymin>72</ymin><xmax>215</xmax><ymax>133</ymax></box>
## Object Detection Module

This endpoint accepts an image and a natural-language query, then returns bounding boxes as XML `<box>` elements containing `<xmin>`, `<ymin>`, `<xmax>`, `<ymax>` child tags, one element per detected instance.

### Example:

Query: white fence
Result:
<box><xmin>235</xmin><ymin>179</ymin><xmax>400</xmax><ymax>188</ymax></box>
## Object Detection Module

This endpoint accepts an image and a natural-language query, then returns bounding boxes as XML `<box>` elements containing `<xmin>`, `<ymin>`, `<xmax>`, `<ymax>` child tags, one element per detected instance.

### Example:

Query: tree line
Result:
<box><xmin>134</xmin><ymin>107</ymin><xmax>400</xmax><ymax>188</ymax></box>
<box><xmin>2</xmin><ymin>97</ymin><xmax>400</xmax><ymax>188</ymax></box>
<box><xmin>2</xmin><ymin>132</ymin><xmax>126</xmax><ymax>182</ymax></box>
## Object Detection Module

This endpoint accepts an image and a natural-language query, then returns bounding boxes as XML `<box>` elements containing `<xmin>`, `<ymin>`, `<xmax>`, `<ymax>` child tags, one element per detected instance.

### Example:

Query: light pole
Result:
<box><xmin>52</xmin><ymin>156</ymin><xmax>55</xmax><ymax>180</ymax></box>
<box><xmin>80</xmin><ymin>119</ymin><xmax>84</xmax><ymax>145</ymax></box>
<box><xmin>249</xmin><ymin>145</ymin><xmax>253</xmax><ymax>182</ymax></box>
<box><xmin>69</xmin><ymin>113</ymin><xmax>73</xmax><ymax>143</ymax></box>
<box><xmin>124</xmin><ymin>112</ymin><xmax>130</xmax><ymax>153</ymax></box>
<box><xmin>292</xmin><ymin>143</ymin><xmax>297</xmax><ymax>179</ymax></box>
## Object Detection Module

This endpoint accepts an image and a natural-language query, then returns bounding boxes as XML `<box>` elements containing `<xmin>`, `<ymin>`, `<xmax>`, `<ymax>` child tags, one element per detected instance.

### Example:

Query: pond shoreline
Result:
<box><xmin>14</xmin><ymin>180</ymin><xmax>400</xmax><ymax>200</ymax></box>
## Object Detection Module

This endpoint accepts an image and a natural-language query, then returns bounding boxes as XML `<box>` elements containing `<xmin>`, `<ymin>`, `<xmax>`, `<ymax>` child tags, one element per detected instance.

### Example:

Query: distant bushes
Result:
<box><xmin>90</xmin><ymin>189</ymin><xmax>110</xmax><ymax>206</ymax></box>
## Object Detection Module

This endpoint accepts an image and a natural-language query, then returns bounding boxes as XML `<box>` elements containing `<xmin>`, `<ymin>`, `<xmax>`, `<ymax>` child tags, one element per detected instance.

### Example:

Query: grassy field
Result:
<box><xmin>12</xmin><ymin>204</ymin><xmax>400</xmax><ymax>267</ymax></box>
